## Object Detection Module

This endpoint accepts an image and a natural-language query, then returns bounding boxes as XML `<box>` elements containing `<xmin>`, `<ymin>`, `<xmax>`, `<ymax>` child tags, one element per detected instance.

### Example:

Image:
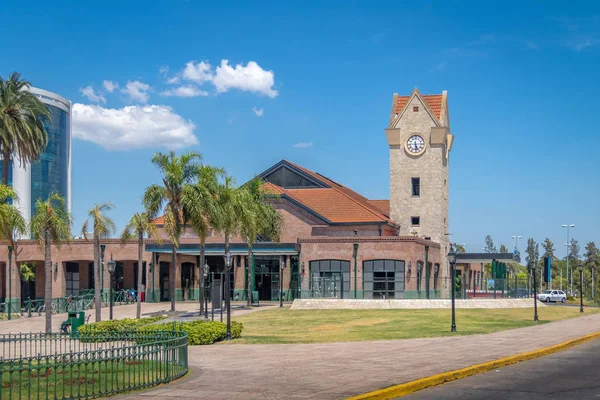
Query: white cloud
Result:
<box><xmin>293</xmin><ymin>142</ymin><xmax>313</xmax><ymax>148</ymax></box>
<box><xmin>79</xmin><ymin>86</ymin><xmax>106</xmax><ymax>104</ymax></box>
<box><xmin>121</xmin><ymin>80</ymin><xmax>151</xmax><ymax>103</ymax></box>
<box><xmin>182</xmin><ymin>61</ymin><xmax>213</xmax><ymax>83</ymax></box>
<box><xmin>213</xmin><ymin>60</ymin><xmax>278</xmax><ymax>97</ymax></box>
<box><xmin>160</xmin><ymin>86</ymin><xmax>209</xmax><ymax>97</ymax></box>
<box><xmin>102</xmin><ymin>80</ymin><xmax>118</xmax><ymax>93</ymax></box>
<box><xmin>72</xmin><ymin>103</ymin><xmax>198</xmax><ymax>150</ymax></box>
<box><xmin>252</xmin><ymin>107</ymin><xmax>264</xmax><ymax>117</ymax></box>
<box><xmin>159</xmin><ymin>66</ymin><xmax>169</xmax><ymax>76</ymax></box>
<box><xmin>166</xmin><ymin>76</ymin><xmax>180</xmax><ymax>84</ymax></box>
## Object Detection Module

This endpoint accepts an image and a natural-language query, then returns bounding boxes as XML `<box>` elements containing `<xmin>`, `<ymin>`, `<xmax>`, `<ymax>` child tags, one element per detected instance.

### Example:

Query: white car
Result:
<box><xmin>537</xmin><ymin>290</ymin><xmax>567</xmax><ymax>303</ymax></box>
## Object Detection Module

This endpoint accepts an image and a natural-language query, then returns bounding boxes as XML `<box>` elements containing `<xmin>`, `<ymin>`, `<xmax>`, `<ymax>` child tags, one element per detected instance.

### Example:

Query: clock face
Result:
<box><xmin>407</xmin><ymin>135</ymin><xmax>425</xmax><ymax>154</ymax></box>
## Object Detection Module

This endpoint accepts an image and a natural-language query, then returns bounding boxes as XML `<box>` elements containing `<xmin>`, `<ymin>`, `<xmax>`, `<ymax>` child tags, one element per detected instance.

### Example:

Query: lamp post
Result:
<box><xmin>107</xmin><ymin>254</ymin><xmax>116</xmax><ymax>320</ymax></box>
<box><xmin>203</xmin><ymin>263</ymin><xmax>209</xmax><ymax>318</ymax></box>
<box><xmin>530</xmin><ymin>260</ymin><xmax>539</xmax><ymax>321</ymax></box>
<box><xmin>562</xmin><ymin>224</ymin><xmax>574</xmax><ymax>295</ymax></box>
<box><xmin>7</xmin><ymin>245</ymin><xmax>13</xmax><ymax>320</ymax></box>
<box><xmin>280</xmin><ymin>260</ymin><xmax>286</xmax><ymax>308</ymax></box>
<box><xmin>100</xmin><ymin>244</ymin><xmax>106</xmax><ymax>300</ymax></box>
<box><xmin>448</xmin><ymin>248</ymin><xmax>457</xmax><ymax>332</ymax></box>
<box><xmin>224</xmin><ymin>250</ymin><xmax>232</xmax><ymax>340</ymax></box>
<box><xmin>579</xmin><ymin>264</ymin><xmax>584</xmax><ymax>313</ymax></box>
<box><xmin>511</xmin><ymin>235</ymin><xmax>522</xmax><ymax>253</ymax></box>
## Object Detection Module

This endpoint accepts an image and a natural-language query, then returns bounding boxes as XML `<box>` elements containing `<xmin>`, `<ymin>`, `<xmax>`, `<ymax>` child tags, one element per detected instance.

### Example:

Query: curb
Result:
<box><xmin>346</xmin><ymin>331</ymin><xmax>600</xmax><ymax>400</ymax></box>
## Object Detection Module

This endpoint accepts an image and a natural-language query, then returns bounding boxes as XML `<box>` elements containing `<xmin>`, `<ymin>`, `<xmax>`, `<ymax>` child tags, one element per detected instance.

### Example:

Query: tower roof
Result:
<box><xmin>396</xmin><ymin>93</ymin><xmax>443</xmax><ymax>119</ymax></box>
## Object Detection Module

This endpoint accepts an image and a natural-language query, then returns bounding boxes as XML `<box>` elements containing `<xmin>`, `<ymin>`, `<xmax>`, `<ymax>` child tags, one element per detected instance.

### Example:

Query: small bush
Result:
<box><xmin>78</xmin><ymin>316</ymin><xmax>167</xmax><ymax>334</ymax></box>
<box><xmin>139</xmin><ymin>320</ymin><xmax>244</xmax><ymax>345</ymax></box>
<box><xmin>567</xmin><ymin>295</ymin><xmax>575</xmax><ymax>302</ymax></box>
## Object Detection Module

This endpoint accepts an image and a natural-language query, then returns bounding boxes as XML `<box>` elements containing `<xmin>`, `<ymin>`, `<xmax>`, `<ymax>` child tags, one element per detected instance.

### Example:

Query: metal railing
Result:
<box><xmin>0</xmin><ymin>330</ymin><xmax>188</xmax><ymax>399</ymax></box>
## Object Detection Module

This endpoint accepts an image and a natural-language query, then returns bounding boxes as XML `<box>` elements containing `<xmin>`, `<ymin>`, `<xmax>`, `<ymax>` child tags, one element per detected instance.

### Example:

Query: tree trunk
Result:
<box><xmin>247</xmin><ymin>242</ymin><xmax>253</xmax><ymax>306</ymax></box>
<box><xmin>136</xmin><ymin>231</ymin><xmax>143</xmax><ymax>319</ymax></box>
<box><xmin>171</xmin><ymin>244</ymin><xmax>177</xmax><ymax>312</ymax></box>
<box><xmin>2</xmin><ymin>150</ymin><xmax>10</xmax><ymax>187</ymax></box>
<box><xmin>94</xmin><ymin>234</ymin><xmax>101</xmax><ymax>322</ymax></box>
<box><xmin>199</xmin><ymin>237</ymin><xmax>205</xmax><ymax>316</ymax></box>
<box><xmin>44</xmin><ymin>230</ymin><xmax>52</xmax><ymax>334</ymax></box>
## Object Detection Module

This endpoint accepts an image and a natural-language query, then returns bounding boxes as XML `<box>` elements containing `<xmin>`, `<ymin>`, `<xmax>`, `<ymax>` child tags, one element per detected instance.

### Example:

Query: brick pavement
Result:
<box><xmin>127</xmin><ymin>312</ymin><xmax>600</xmax><ymax>400</ymax></box>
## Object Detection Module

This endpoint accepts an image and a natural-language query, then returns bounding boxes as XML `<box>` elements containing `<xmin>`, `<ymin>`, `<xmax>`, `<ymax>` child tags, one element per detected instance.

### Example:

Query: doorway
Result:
<box><xmin>159</xmin><ymin>261</ymin><xmax>170</xmax><ymax>301</ymax></box>
<box><xmin>254</xmin><ymin>256</ymin><xmax>280</xmax><ymax>301</ymax></box>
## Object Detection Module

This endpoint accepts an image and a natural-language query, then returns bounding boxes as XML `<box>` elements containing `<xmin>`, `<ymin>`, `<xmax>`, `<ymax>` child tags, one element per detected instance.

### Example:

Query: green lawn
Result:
<box><xmin>1</xmin><ymin>359</ymin><xmax>184</xmax><ymax>400</ymax></box>
<box><xmin>230</xmin><ymin>306</ymin><xmax>599</xmax><ymax>344</ymax></box>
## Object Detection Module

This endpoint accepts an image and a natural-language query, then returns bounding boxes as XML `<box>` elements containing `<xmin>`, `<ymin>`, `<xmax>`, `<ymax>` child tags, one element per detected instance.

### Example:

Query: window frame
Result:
<box><xmin>411</xmin><ymin>177</ymin><xmax>420</xmax><ymax>197</ymax></box>
<box><xmin>411</xmin><ymin>216</ymin><xmax>420</xmax><ymax>226</ymax></box>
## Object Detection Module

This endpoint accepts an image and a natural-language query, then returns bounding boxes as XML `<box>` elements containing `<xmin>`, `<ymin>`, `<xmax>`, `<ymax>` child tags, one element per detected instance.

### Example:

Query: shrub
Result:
<box><xmin>139</xmin><ymin>320</ymin><xmax>244</xmax><ymax>345</ymax></box>
<box><xmin>567</xmin><ymin>295</ymin><xmax>575</xmax><ymax>302</ymax></box>
<box><xmin>78</xmin><ymin>316</ymin><xmax>167</xmax><ymax>335</ymax></box>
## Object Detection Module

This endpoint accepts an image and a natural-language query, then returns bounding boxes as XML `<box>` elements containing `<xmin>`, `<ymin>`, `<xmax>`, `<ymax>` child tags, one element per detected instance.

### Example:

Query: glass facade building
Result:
<box><xmin>0</xmin><ymin>87</ymin><xmax>71</xmax><ymax>234</ymax></box>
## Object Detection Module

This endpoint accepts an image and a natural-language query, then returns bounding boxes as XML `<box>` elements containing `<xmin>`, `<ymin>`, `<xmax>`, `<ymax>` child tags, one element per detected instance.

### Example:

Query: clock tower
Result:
<box><xmin>385</xmin><ymin>88</ymin><xmax>453</xmax><ymax>271</ymax></box>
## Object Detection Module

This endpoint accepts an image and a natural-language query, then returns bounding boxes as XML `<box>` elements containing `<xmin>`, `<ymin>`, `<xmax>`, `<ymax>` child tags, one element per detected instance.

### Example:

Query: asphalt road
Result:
<box><xmin>402</xmin><ymin>339</ymin><xmax>600</xmax><ymax>400</ymax></box>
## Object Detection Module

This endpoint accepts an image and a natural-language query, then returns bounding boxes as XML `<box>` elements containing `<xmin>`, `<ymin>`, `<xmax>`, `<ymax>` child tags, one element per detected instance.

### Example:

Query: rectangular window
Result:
<box><xmin>411</xmin><ymin>216</ymin><xmax>420</xmax><ymax>226</ymax></box>
<box><xmin>411</xmin><ymin>177</ymin><xmax>420</xmax><ymax>196</ymax></box>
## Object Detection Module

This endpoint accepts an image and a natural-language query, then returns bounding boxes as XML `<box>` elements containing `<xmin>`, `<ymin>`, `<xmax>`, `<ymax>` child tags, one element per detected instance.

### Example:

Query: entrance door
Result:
<box><xmin>181</xmin><ymin>263</ymin><xmax>193</xmax><ymax>300</ymax></box>
<box><xmin>159</xmin><ymin>262</ymin><xmax>170</xmax><ymax>301</ymax></box>
<box><xmin>65</xmin><ymin>262</ymin><xmax>80</xmax><ymax>296</ymax></box>
<box><xmin>254</xmin><ymin>256</ymin><xmax>280</xmax><ymax>301</ymax></box>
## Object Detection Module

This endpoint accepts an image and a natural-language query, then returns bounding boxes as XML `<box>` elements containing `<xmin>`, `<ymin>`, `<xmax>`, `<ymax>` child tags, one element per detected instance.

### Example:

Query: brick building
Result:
<box><xmin>1</xmin><ymin>88</ymin><xmax>453</xmax><ymax>306</ymax></box>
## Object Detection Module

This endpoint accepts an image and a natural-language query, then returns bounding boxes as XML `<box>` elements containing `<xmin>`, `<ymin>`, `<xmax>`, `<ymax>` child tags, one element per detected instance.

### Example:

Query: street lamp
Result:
<box><xmin>530</xmin><ymin>259</ymin><xmax>539</xmax><ymax>321</ymax></box>
<box><xmin>107</xmin><ymin>254</ymin><xmax>116</xmax><ymax>320</ymax></box>
<box><xmin>448</xmin><ymin>248</ymin><xmax>457</xmax><ymax>332</ymax></box>
<box><xmin>7</xmin><ymin>245</ymin><xmax>13</xmax><ymax>320</ymax></box>
<box><xmin>578</xmin><ymin>263</ymin><xmax>584</xmax><ymax>313</ymax></box>
<box><xmin>224</xmin><ymin>250</ymin><xmax>232</xmax><ymax>341</ymax></box>
<box><xmin>511</xmin><ymin>235</ymin><xmax>522</xmax><ymax>254</ymax></box>
<box><xmin>562</xmin><ymin>224</ymin><xmax>575</xmax><ymax>295</ymax></box>
<box><xmin>100</xmin><ymin>244</ymin><xmax>106</xmax><ymax>299</ymax></box>
<box><xmin>280</xmin><ymin>261</ymin><xmax>286</xmax><ymax>308</ymax></box>
<box><xmin>204</xmin><ymin>262</ymin><xmax>209</xmax><ymax>318</ymax></box>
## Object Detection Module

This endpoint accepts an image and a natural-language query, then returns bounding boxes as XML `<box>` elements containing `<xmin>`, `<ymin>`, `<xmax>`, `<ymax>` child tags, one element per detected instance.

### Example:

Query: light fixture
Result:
<box><xmin>408</xmin><ymin>261</ymin><xmax>412</xmax><ymax>274</ymax></box>
<box><xmin>224</xmin><ymin>250</ymin><xmax>232</xmax><ymax>269</ymax></box>
<box><xmin>434</xmin><ymin>265</ymin><xmax>439</xmax><ymax>274</ymax></box>
<box><xmin>107</xmin><ymin>254</ymin><xmax>116</xmax><ymax>274</ymax></box>
<box><xmin>301</xmin><ymin>261</ymin><xmax>305</xmax><ymax>275</ymax></box>
<box><xmin>54</xmin><ymin>262</ymin><xmax>58</xmax><ymax>275</ymax></box>
<box><xmin>204</xmin><ymin>262</ymin><xmax>209</xmax><ymax>278</ymax></box>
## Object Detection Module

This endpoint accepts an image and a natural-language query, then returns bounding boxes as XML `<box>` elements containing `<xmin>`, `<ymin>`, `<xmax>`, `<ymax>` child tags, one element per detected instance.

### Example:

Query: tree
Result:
<box><xmin>235</xmin><ymin>178</ymin><xmax>282</xmax><ymax>306</ymax></box>
<box><xmin>541</xmin><ymin>238</ymin><xmax>555</xmax><ymax>259</ymax></box>
<box><xmin>82</xmin><ymin>203</ymin><xmax>116</xmax><ymax>322</ymax></box>
<box><xmin>0</xmin><ymin>184</ymin><xmax>27</xmax><ymax>314</ymax></box>
<box><xmin>525</xmin><ymin>238</ymin><xmax>539</xmax><ymax>268</ymax></box>
<box><xmin>121</xmin><ymin>212</ymin><xmax>161</xmax><ymax>319</ymax></box>
<box><xmin>499</xmin><ymin>244</ymin><xmax>508</xmax><ymax>253</ymax></box>
<box><xmin>0</xmin><ymin>72</ymin><xmax>50</xmax><ymax>185</ymax></box>
<box><xmin>30</xmin><ymin>193</ymin><xmax>71</xmax><ymax>333</ymax></box>
<box><xmin>567</xmin><ymin>238</ymin><xmax>580</xmax><ymax>263</ymax></box>
<box><xmin>144</xmin><ymin>151</ymin><xmax>202</xmax><ymax>312</ymax></box>
<box><xmin>452</xmin><ymin>243</ymin><xmax>466</xmax><ymax>253</ymax></box>
<box><xmin>484</xmin><ymin>235</ymin><xmax>497</xmax><ymax>253</ymax></box>
<box><xmin>182</xmin><ymin>165</ymin><xmax>223</xmax><ymax>314</ymax></box>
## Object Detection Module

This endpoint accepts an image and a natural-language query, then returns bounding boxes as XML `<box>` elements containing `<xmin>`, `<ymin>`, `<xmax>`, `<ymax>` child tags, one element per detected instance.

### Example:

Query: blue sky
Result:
<box><xmin>2</xmin><ymin>0</ymin><xmax>599</xmax><ymax>257</ymax></box>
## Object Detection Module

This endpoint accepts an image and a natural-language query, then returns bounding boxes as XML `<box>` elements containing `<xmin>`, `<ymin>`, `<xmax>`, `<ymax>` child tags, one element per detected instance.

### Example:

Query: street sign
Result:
<box><xmin>487</xmin><ymin>278</ymin><xmax>495</xmax><ymax>289</ymax></box>
<box><xmin>513</xmin><ymin>249</ymin><xmax>518</xmax><ymax>256</ymax></box>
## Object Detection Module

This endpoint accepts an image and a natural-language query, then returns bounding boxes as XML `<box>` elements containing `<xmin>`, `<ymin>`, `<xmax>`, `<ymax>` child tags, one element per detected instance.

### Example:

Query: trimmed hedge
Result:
<box><xmin>78</xmin><ymin>316</ymin><xmax>167</xmax><ymax>334</ymax></box>
<box><xmin>140</xmin><ymin>320</ymin><xmax>243</xmax><ymax>345</ymax></box>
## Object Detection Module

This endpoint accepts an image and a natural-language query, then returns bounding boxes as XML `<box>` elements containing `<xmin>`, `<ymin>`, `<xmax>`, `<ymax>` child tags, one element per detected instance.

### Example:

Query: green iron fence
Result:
<box><xmin>0</xmin><ymin>330</ymin><xmax>188</xmax><ymax>399</ymax></box>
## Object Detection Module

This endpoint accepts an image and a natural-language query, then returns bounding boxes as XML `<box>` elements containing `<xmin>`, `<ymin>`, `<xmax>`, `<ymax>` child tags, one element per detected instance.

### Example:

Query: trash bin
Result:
<box><xmin>70</xmin><ymin>311</ymin><xmax>86</xmax><ymax>335</ymax></box>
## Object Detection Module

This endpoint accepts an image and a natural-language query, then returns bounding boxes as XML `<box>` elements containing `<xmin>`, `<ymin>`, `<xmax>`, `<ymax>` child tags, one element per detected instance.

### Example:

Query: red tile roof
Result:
<box><xmin>397</xmin><ymin>94</ymin><xmax>443</xmax><ymax>119</ymax></box>
<box><xmin>367</xmin><ymin>200</ymin><xmax>390</xmax><ymax>217</ymax></box>
<box><xmin>264</xmin><ymin>163</ymin><xmax>391</xmax><ymax>224</ymax></box>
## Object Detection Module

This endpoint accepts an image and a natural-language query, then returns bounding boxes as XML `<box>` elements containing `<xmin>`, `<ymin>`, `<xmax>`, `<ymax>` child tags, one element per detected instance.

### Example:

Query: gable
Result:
<box><xmin>260</xmin><ymin>161</ymin><xmax>328</xmax><ymax>189</ymax></box>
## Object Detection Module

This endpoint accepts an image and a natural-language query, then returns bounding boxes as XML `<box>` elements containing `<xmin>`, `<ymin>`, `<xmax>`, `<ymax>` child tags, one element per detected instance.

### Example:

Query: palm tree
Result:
<box><xmin>30</xmin><ymin>192</ymin><xmax>71</xmax><ymax>333</ymax></box>
<box><xmin>182</xmin><ymin>165</ymin><xmax>223</xmax><ymax>314</ymax></box>
<box><xmin>82</xmin><ymin>203</ymin><xmax>116</xmax><ymax>322</ymax></box>
<box><xmin>0</xmin><ymin>184</ymin><xmax>27</xmax><ymax>315</ymax></box>
<box><xmin>120</xmin><ymin>212</ymin><xmax>161</xmax><ymax>319</ymax></box>
<box><xmin>143</xmin><ymin>151</ymin><xmax>202</xmax><ymax>312</ymax></box>
<box><xmin>234</xmin><ymin>178</ymin><xmax>282</xmax><ymax>306</ymax></box>
<box><xmin>0</xmin><ymin>72</ymin><xmax>50</xmax><ymax>185</ymax></box>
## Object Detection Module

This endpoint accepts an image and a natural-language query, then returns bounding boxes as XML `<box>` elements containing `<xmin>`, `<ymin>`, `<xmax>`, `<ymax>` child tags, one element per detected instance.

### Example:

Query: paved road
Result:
<box><xmin>403</xmin><ymin>339</ymin><xmax>600</xmax><ymax>400</ymax></box>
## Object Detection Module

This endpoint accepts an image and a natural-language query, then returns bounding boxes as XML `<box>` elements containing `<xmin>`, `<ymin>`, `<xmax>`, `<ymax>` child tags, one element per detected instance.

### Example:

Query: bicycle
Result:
<box><xmin>36</xmin><ymin>302</ymin><xmax>57</xmax><ymax>316</ymax></box>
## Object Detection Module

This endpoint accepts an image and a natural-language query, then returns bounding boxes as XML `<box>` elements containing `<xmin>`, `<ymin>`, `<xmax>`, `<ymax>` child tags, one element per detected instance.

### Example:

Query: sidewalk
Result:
<box><xmin>0</xmin><ymin>301</ymin><xmax>270</xmax><ymax>335</ymax></box>
<box><xmin>129</xmin><ymin>312</ymin><xmax>600</xmax><ymax>400</ymax></box>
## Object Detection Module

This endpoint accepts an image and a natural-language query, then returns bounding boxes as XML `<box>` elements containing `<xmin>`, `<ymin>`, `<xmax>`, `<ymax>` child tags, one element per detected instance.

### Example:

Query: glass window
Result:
<box><xmin>411</xmin><ymin>177</ymin><xmax>420</xmax><ymax>196</ymax></box>
<box><xmin>411</xmin><ymin>216</ymin><xmax>420</xmax><ymax>226</ymax></box>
